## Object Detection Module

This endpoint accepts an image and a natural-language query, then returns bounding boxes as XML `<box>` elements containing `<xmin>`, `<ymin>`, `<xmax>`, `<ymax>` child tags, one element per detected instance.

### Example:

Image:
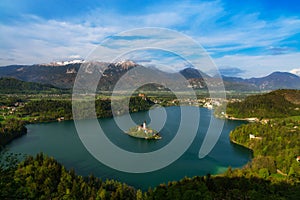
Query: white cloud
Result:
<box><xmin>198</xmin><ymin>15</ymin><xmax>300</xmax><ymax>55</ymax></box>
<box><xmin>87</xmin><ymin>28</ymin><xmax>215</xmax><ymax>73</ymax></box>
<box><xmin>214</xmin><ymin>52</ymin><xmax>300</xmax><ymax>78</ymax></box>
<box><xmin>0</xmin><ymin>0</ymin><xmax>299</xmax><ymax>80</ymax></box>
<box><xmin>68</xmin><ymin>54</ymin><xmax>82</xmax><ymax>59</ymax></box>
<box><xmin>83</xmin><ymin>0</ymin><xmax>224</xmax><ymax>29</ymax></box>
<box><xmin>0</xmin><ymin>0</ymin><xmax>226</xmax><ymax>65</ymax></box>
<box><xmin>0</xmin><ymin>17</ymin><xmax>117</xmax><ymax>65</ymax></box>
<box><xmin>290</xmin><ymin>68</ymin><xmax>300</xmax><ymax>76</ymax></box>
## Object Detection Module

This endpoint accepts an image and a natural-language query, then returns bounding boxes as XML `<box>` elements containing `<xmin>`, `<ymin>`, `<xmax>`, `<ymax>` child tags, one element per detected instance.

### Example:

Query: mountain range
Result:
<box><xmin>0</xmin><ymin>61</ymin><xmax>299</xmax><ymax>92</ymax></box>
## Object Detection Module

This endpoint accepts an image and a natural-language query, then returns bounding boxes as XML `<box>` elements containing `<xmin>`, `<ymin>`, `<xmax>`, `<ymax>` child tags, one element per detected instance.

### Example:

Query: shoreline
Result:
<box><xmin>229</xmin><ymin>138</ymin><xmax>254</xmax><ymax>152</ymax></box>
<box><xmin>1</xmin><ymin>105</ymin><xmax>245</xmax><ymax>148</ymax></box>
<box><xmin>0</xmin><ymin>128</ymin><xmax>27</xmax><ymax>148</ymax></box>
<box><xmin>225</xmin><ymin>115</ymin><xmax>259</xmax><ymax>122</ymax></box>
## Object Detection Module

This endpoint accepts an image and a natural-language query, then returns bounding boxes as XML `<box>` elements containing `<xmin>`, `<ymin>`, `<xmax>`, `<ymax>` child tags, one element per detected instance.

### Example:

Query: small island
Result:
<box><xmin>126</xmin><ymin>121</ymin><xmax>161</xmax><ymax>140</ymax></box>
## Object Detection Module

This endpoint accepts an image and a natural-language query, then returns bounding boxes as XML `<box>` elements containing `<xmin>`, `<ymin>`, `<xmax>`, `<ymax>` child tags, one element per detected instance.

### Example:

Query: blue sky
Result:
<box><xmin>0</xmin><ymin>0</ymin><xmax>300</xmax><ymax>77</ymax></box>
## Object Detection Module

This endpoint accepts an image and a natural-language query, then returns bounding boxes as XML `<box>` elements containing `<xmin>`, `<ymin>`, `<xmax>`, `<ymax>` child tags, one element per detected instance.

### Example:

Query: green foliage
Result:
<box><xmin>2</xmin><ymin>153</ymin><xmax>298</xmax><ymax>200</ymax></box>
<box><xmin>226</xmin><ymin>89</ymin><xmax>300</xmax><ymax>118</ymax></box>
<box><xmin>230</xmin><ymin>118</ymin><xmax>300</xmax><ymax>178</ymax></box>
<box><xmin>0</xmin><ymin>77</ymin><xmax>69</xmax><ymax>94</ymax></box>
<box><xmin>0</xmin><ymin>118</ymin><xmax>27</xmax><ymax>146</ymax></box>
<box><xmin>129</xmin><ymin>97</ymin><xmax>154</xmax><ymax>113</ymax></box>
<box><xmin>0</xmin><ymin>96</ymin><xmax>25</xmax><ymax>106</ymax></box>
<box><xmin>0</xmin><ymin>150</ymin><xmax>298</xmax><ymax>199</ymax></box>
<box><xmin>18</xmin><ymin>96</ymin><xmax>153</xmax><ymax>122</ymax></box>
<box><xmin>20</xmin><ymin>99</ymin><xmax>73</xmax><ymax>122</ymax></box>
<box><xmin>0</xmin><ymin>153</ymin><xmax>137</xmax><ymax>200</ymax></box>
<box><xmin>146</xmin><ymin>175</ymin><xmax>300</xmax><ymax>199</ymax></box>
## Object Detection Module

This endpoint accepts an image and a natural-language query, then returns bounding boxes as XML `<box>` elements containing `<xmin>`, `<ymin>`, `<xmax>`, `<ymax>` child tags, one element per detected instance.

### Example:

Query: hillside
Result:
<box><xmin>247</xmin><ymin>72</ymin><xmax>300</xmax><ymax>90</ymax></box>
<box><xmin>226</xmin><ymin>89</ymin><xmax>300</xmax><ymax>118</ymax></box>
<box><xmin>230</xmin><ymin>118</ymin><xmax>300</xmax><ymax>176</ymax></box>
<box><xmin>0</xmin><ymin>77</ymin><xmax>69</xmax><ymax>94</ymax></box>
<box><xmin>223</xmin><ymin>72</ymin><xmax>300</xmax><ymax>90</ymax></box>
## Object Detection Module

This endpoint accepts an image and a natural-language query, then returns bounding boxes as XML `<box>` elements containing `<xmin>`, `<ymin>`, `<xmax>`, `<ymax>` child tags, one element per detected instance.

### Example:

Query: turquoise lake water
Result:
<box><xmin>6</xmin><ymin>106</ymin><xmax>252</xmax><ymax>190</ymax></box>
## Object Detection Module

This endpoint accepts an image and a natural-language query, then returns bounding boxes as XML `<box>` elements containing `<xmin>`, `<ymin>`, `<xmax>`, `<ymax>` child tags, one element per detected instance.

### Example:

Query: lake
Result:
<box><xmin>6</xmin><ymin>106</ymin><xmax>252</xmax><ymax>190</ymax></box>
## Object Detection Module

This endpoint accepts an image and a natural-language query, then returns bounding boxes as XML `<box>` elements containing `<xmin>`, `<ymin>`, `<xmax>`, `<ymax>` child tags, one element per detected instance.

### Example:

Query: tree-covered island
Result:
<box><xmin>126</xmin><ymin>121</ymin><xmax>161</xmax><ymax>140</ymax></box>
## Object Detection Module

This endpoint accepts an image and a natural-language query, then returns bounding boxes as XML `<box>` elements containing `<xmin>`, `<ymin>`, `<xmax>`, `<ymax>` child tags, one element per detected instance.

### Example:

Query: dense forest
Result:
<box><xmin>230</xmin><ymin>117</ymin><xmax>300</xmax><ymax>177</ymax></box>
<box><xmin>226</xmin><ymin>89</ymin><xmax>300</xmax><ymax>118</ymax></box>
<box><xmin>0</xmin><ymin>153</ymin><xmax>138</xmax><ymax>200</ymax></box>
<box><xmin>19</xmin><ymin>99</ymin><xmax>73</xmax><ymax>122</ymax></box>
<box><xmin>227</xmin><ymin>90</ymin><xmax>300</xmax><ymax>179</ymax></box>
<box><xmin>19</xmin><ymin>96</ymin><xmax>154</xmax><ymax>122</ymax></box>
<box><xmin>0</xmin><ymin>153</ymin><xmax>299</xmax><ymax>199</ymax></box>
<box><xmin>0</xmin><ymin>119</ymin><xmax>27</xmax><ymax>146</ymax></box>
<box><xmin>0</xmin><ymin>77</ymin><xmax>69</xmax><ymax>94</ymax></box>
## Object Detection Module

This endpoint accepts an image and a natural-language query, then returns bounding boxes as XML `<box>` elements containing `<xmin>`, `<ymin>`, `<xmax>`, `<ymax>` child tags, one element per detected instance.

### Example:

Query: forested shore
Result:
<box><xmin>1</xmin><ymin>89</ymin><xmax>300</xmax><ymax>199</ymax></box>
<box><xmin>0</xmin><ymin>96</ymin><xmax>154</xmax><ymax>147</ymax></box>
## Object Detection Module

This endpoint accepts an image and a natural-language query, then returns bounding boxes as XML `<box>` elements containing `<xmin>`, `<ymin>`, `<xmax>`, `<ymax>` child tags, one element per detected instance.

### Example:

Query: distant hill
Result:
<box><xmin>179</xmin><ymin>67</ymin><xmax>210</xmax><ymax>79</ymax></box>
<box><xmin>0</xmin><ymin>64</ymin><xmax>81</xmax><ymax>88</ymax></box>
<box><xmin>0</xmin><ymin>61</ymin><xmax>300</xmax><ymax>91</ymax></box>
<box><xmin>223</xmin><ymin>71</ymin><xmax>300</xmax><ymax>91</ymax></box>
<box><xmin>0</xmin><ymin>77</ymin><xmax>69</xmax><ymax>94</ymax></box>
<box><xmin>226</xmin><ymin>89</ymin><xmax>300</xmax><ymax>118</ymax></box>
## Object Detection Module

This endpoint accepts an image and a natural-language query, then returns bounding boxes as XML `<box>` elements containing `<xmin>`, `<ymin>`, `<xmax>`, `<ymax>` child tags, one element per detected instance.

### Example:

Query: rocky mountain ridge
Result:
<box><xmin>0</xmin><ymin>61</ymin><xmax>299</xmax><ymax>91</ymax></box>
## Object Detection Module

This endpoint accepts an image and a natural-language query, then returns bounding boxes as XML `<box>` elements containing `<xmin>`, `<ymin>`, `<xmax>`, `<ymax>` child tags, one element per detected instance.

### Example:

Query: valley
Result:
<box><xmin>0</xmin><ymin>63</ymin><xmax>299</xmax><ymax>199</ymax></box>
